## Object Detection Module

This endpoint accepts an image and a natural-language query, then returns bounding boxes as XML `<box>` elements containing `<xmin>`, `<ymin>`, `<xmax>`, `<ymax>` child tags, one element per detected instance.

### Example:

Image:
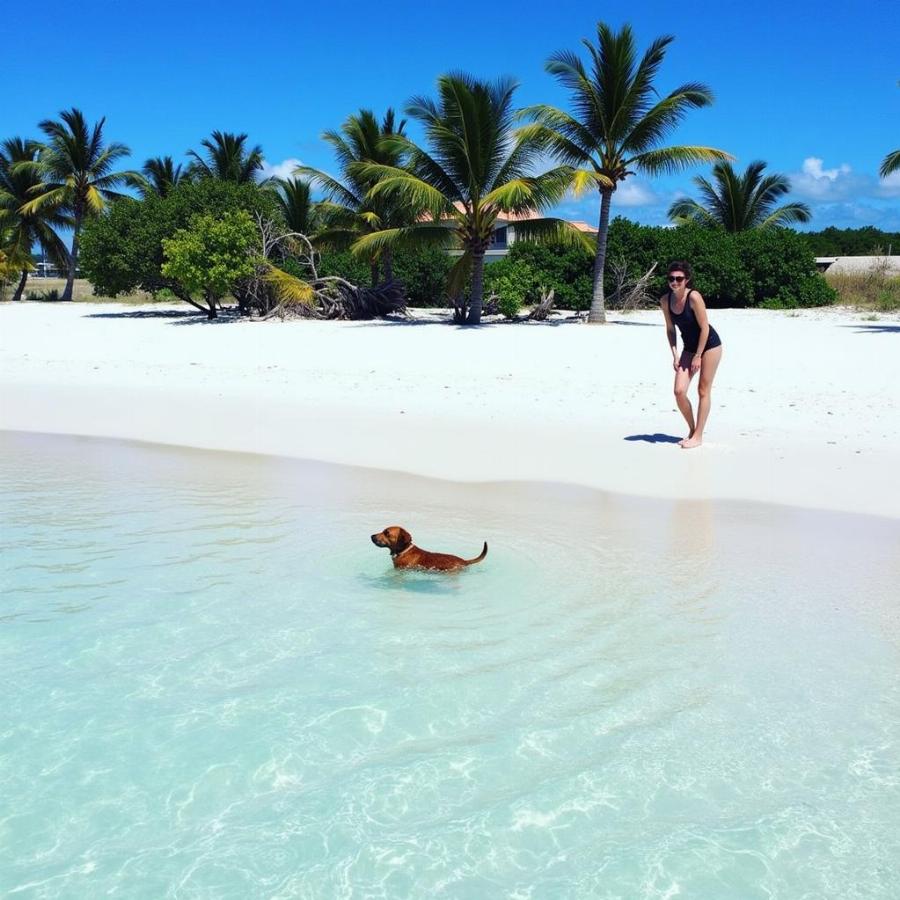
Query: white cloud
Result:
<box><xmin>792</xmin><ymin>157</ymin><xmax>858</xmax><ymax>200</ymax></box>
<box><xmin>801</xmin><ymin>157</ymin><xmax>851</xmax><ymax>181</ymax></box>
<box><xmin>613</xmin><ymin>180</ymin><xmax>659</xmax><ymax>207</ymax></box>
<box><xmin>790</xmin><ymin>155</ymin><xmax>900</xmax><ymax>209</ymax></box>
<box><xmin>260</xmin><ymin>157</ymin><xmax>304</xmax><ymax>180</ymax></box>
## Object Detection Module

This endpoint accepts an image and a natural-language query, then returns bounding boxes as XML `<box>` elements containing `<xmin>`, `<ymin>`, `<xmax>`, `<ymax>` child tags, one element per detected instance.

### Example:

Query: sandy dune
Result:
<box><xmin>1</xmin><ymin>302</ymin><xmax>898</xmax><ymax>518</ymax></box>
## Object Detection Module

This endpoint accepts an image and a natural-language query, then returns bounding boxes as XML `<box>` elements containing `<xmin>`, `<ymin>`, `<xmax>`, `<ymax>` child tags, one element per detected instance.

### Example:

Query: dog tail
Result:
<box><xmin>465</xmin><ymin>542</ymin><xmax>488</xmax><ymax>565</ymax></box>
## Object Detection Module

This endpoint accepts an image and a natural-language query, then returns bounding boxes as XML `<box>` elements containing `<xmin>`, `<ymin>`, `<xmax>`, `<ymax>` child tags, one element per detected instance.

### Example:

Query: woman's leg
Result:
<box><xmin>673</xmin><ymin>350</ymin><xmax>696</xmax><ymax>442</ymax></box>
<box><xmin>681</xmin><ymin>346</ymin><xmax>722</xmax><ymax>449</ymax></box>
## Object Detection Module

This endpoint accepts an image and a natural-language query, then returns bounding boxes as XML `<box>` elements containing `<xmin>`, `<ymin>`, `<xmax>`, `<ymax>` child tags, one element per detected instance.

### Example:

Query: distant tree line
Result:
<box><xmin>798</xmin><ymin>227</ymin><xmax>900</xmax><ymax>257</ymax></box>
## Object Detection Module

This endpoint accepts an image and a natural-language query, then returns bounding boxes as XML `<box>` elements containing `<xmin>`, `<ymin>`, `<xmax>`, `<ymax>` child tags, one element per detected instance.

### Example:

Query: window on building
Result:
<box><xmin>490</xmin><ymin>226</ymin><xmax>508</xmax><ymax>249</ymax></box>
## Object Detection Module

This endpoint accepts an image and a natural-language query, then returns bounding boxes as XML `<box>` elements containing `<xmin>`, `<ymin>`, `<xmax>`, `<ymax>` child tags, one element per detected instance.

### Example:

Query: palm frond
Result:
<box><xmin>621</xmin><ymin>85</ymin><xmax>715</xmax><ymax>154</ymax></box>
<box><xmin>514</xmin><ymin>119</ymin><xmax>594</xmax><ymax>168</ymax></box>
<box><xmin>757</xmin><ymin>202</ymin><xmax>812</xmax><ymax>228</ymax></box>
<box><xmin>482</xmin><ymin>166</ymin><xmax>576</xmax><ymax>212</ymax></box>
<box><xmin>272</xmin><ymin>176</ymin><xmax>315</xmax><ymax>234</ymax></box>
<box><xmin>446</xmin><ymin>250</ymin><xmax>473</xmax><ymax>298</ymax></box>
<box><xmin>667</xmin><ymin>197</ymin><xmax>721</xmax><ymax>227</ymax></box>
<box><xmin>673</xmin><ymin>160</ymin><xmax>808</xmax><ymax>230</ymax></box>
<box><xmin>140</xmin><ymin>156</ymin><xmax>186</xmax><ymax>197</ymax></box>
<box><xmin>351</xmin><ymin>224</ymin><xmax>455</xmax><ymax>257</ymax></box>
<box><xmin>358</xmin><ymin>164</ymin><xmax>451</xmax><ymax>219</ymax></box>
<box><xmin>628</xmin><ymin>145</ymin><xmax>733</xmax><ymax>176</ymax></box>
<box><xmin>880</xmin><ymin>150</ymin><xmax>900</xmax><ymax>178</ymax></box>
<box><xmin>511</xmin><ymin>217</ymin><xmax>595</xmax><ymax>251</ymax></box>
<box><xmin>18</xmin><ymin>186</ymin><xmax>68</xmax><ymax>216</ymax></box>
<box><xmin>264</xmin><ymin>266</ymin><xmax>316</xmax><ymax>308</ymax></box>
<box><xmin>186</xmin><ymin>131</ymin><xmax>262</xmax><ymax>183</ymax></box>
<box><xmin>296</xmin><ymin>166</ymin><xmax>362</xmax><ymax>209</ymax></box>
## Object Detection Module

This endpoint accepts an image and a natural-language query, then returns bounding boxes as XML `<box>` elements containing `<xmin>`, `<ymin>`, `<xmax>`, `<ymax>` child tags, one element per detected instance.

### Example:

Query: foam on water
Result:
<box><xmin>1</xmin><ymin>432</ymin><xmax>899</xmax><ymax>898</ymax></box>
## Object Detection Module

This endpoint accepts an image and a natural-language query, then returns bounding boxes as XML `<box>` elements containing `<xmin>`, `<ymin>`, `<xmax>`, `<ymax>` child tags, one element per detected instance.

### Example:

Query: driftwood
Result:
<box><xmin>607</xmin><ymin>260</ymin><xmax>659</xmax><ymax>311</ymax></box>
<box><xmin>249</xmin><ymin>217</ymin><xmax>408</xmax><ymax>321</ymax></box>
<box><xmin>528</xmin><ymin>287</ymin><xmax>556</xmax><ymax>320</ymax></box>
<box><xmin>481</xmin><ymin>293</ymin><xmax>500</xmax><ymax>316</ymax></box>
<box><xmin>313</xmin><ymin>279</ymin><xmax>408</xmax><ymax>319</ymax></box>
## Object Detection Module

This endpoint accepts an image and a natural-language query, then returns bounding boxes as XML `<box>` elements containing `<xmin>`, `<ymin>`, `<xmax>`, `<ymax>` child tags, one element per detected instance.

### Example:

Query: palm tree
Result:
<box><xmin>298</xmin><ymin>109</ymin><xmax>410</xmax><ymax>286</ymax></box>
<box><xmin>17</xmin><ymin>108</ymin><xmax>139</xmax><ymax>301</ymax></box>
<box><xmin>520</xmin><ymin>22</ymin><xmax>732</xmax><ymax>322</ymax></box>
<box><xmin>139</xmin><ymin>155</ymin><xmax>187</xmax><ymax>197</ymax></box>
<box><xmin>0</xmin><ymin>138</ymin><xmax>72</xmax><ymax>301</ymax></box>
<box><xmin>668</xmin><ymin>161</ymin><xmax>811</xmax><ymax>231</ymax></box>
<box><xmin>271</xmin><ymin>176</ymin><xmax>317</xmax><ymax>235</ymax></box>
<box><xmin>881</xmin><ymin>150</ymin><xmax>900</xmax><ymax>179</ymax></box>
<box><xmin>350</xmin><ymin>74</ymin><xmax>581</xmax><ymax>323</ymax></box>
<box><xmin>187</xmin><ymin>131</ymin><xmax>263</xmax><ymax>183</ymax></box>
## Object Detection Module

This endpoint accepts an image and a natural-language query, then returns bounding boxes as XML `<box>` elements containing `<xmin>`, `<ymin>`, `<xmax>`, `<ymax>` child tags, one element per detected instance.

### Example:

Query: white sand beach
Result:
<box><xmin>1</xmin><ymin>301</ymin><xmax>898</xmax><ymax>519</ymax></box>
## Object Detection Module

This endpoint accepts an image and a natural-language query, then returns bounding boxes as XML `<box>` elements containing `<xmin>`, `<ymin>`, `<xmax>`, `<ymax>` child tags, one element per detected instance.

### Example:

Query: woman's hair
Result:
<box><xmin>667</xmin><ymin>260</ymin><xmax>693</xmax><ymax>286</ymax></box>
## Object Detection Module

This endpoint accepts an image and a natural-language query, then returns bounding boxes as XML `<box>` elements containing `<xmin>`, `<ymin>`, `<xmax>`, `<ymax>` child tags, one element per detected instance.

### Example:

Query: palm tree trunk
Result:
<box><xmin>12</xmin><ymin>268</ymin><xmax>29</xmax><ymax>302</ymax></box>
<box><xmin>588</xmin><ymin>188</ymin><xmax>613</xmax><ymax>324</ymax></box>
<box><xmin>370</xmin><ymin>261</ymin><xmax>380</xmax><ymax>287</ymax></box>
<box><xmin>62</xmin><ymin>209</ymin><xmax>82</xmax><ymax>302</ymax></box>
<box><xmin>382</xmin><ymin>250</ymin><xmax>394</xmax><ymax>283</ymax></box>
<box><xmin>466</xmin><ymin>251</ymin><xmax>486</xmax><ymax>325</ymax></box>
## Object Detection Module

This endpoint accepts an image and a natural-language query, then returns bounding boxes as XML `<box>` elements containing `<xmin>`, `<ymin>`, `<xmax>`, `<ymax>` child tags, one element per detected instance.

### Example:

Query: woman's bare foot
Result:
<box><xmin>680</xmin><ymin>436</ymin><xmax>703</xmax><ymax>449</ymax></box>
<box><xmin>677</xmin><ymin>430</ymin><xmax>695</xmax><ymax>447</ymax></box>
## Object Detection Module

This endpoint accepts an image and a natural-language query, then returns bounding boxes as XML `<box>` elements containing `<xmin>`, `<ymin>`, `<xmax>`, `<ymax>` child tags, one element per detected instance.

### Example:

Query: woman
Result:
<box><xmin>659</xmin><ymin>261</ymin><xmax>723</xmax><ymax>449</ymax></box>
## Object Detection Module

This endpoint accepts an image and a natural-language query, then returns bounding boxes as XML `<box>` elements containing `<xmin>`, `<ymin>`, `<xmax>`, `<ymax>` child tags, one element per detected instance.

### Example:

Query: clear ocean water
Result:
<box><xmin>1</xmin><ymin>431</ymin><xmax>899</xmax><ymax>899</ymax></box>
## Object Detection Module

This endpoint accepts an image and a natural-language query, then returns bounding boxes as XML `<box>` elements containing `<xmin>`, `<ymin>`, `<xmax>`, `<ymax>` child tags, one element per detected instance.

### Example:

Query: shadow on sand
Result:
<box><xmin>83</xmin><ymin>307</ymin><xmax>667</xmax><ymax>329</ymax></box>
<box><xmin>86</xmin><ymin>308</ymin><xmax>242</xmax><ymax>325</ymax></box>
<box><xmin>348</xmin><ymin>314</ymin><xmax>588</xmax><ymax>328</ymax></box>
<box><xmin>624</xmin><ymin>433</ymin><xmax>682</xmax><ymax>444</ymax></box>
<box><xmin>840</xmin><ymin>323</ymin><xmax>900</xmax><ymax>334</ymax></box>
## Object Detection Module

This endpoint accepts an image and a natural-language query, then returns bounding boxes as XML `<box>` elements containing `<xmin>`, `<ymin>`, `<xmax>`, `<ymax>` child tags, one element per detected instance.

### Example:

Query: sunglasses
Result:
<box><xmin>667</xmin><ymin>275</ymin><xmax>685</xmax><ymax>283</ymax></box>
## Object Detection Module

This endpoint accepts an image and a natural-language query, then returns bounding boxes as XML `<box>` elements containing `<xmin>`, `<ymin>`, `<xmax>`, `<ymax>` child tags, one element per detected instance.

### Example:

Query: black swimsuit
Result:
<box><xmin>668</xmin><ymin>290</ymin><xmax>722</xmax><ymax>354</ymax></box>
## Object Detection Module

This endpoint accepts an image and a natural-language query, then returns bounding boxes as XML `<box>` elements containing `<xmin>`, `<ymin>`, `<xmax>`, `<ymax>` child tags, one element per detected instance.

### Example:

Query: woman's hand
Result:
<box><xmin>672</xmin><ymin>355</ymin><xmax>680</xmax><ymax>371</ymax></box>
<box><xmin>690</xmin><ymin>354</ymin><xmax>702</xmax><ymax>374</ymax></box>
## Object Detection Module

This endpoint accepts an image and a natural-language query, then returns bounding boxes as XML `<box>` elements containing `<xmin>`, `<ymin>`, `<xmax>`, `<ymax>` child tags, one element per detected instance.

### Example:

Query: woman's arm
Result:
<box><xmin>689</xmin><ymin>291</ymin><xmax>710</xmax><ymax>372</ymax></box>
<box><xmin>660</xmin><ymin>296</ymin><xmax>678</xmax><ymax>368</ymax></box>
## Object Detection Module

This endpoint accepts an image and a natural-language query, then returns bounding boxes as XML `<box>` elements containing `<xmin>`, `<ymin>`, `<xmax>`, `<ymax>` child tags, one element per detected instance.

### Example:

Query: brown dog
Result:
<box><xmin>371</xmin><ymin>526</ymin><xmax>488</xmax><ymax>571</ymax></box>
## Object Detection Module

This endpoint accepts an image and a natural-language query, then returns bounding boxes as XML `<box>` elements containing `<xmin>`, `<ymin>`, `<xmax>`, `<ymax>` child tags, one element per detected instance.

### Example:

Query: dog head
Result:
<box><xmin>370</xmin><ymin>526</ymin><xmax>413</xmax><ymax>554</ymax></box>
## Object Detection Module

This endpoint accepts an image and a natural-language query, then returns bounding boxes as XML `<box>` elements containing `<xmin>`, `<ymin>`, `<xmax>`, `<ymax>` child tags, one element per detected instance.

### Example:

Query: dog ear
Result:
<box><xmin>397</xmin><ymin>528</ymin><xmax>412</xmax><ymax>549</ymax></box>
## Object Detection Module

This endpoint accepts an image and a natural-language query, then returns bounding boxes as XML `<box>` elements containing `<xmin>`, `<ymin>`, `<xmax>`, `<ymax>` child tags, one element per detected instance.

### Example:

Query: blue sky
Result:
<box><xmin>5</xmin><ymin>0</ymin><xmax>899</xmax><ymax>230</ymax></box>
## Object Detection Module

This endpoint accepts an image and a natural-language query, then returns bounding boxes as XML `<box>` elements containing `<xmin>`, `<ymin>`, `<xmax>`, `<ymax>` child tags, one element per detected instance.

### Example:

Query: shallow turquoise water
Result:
<box><xmin>1</xmin><ymin>432</ymin><xmax>899</xmax><ymax>899</ymax></box>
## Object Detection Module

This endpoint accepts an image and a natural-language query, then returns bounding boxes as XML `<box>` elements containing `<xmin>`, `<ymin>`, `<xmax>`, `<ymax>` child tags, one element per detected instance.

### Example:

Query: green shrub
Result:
<box><xmin>161</xmin><ymin>211</ymin><xmax>258</xmax><ymax>310</ymax></box>
<box><xmin>304</xmin><ymin>225</ymin><xmax>834</xmax><ymax>312</ymax></box>
<box><xmin>393</xmin><ymin>247</ymin><xmax>454</xmax><ymax>307</ymax></box>
<box><xmin>315</xmin><ymin>249</ymin><xmax>371</xmax><ymax>287</ymax></box>
<box><xmin>602</xmin><ymin>219</ymin><xmax>832</xmax><ymax>308</ymax></box>
<box><xmin>484</xmin><ymin>257</ymin><xmax>537</xmax><ymax>317</ymax></box>
<box><xmin>733</xmin><ymin>228</ymin><xmax>834</xmax><ymax>307</ymax></box>
<box><xmin>80</xmin><ymin>180</ymin><xmax>280</xmax><ymax>302</ymax></box>
<box><xmin>878</xmin><ymin>285</ymin><xmax>900</xmax><ymax>311</ymax></box>
<box><xmin>505</xmin><ymin>242</ymin><xmax>593</xmax><ymax>309</ymax></box>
